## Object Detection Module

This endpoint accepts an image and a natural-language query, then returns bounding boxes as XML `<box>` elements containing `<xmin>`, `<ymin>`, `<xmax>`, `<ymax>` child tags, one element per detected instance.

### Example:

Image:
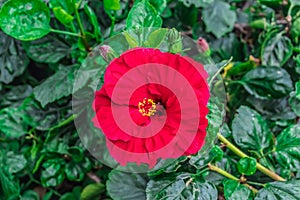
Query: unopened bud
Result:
<box><xmin>167</xmin><ymin>28</ymin><xmax>183</xmax><ymax>54</ymax></box>
<box><xmin>197</xmin><ymin>37</ymin><xmax>210</xmax><ymax>55</ymax></box>
<box><xmin>99</xmin><ymin>45</ymin><xmax>118</xmax><ymax>63</ymax></box>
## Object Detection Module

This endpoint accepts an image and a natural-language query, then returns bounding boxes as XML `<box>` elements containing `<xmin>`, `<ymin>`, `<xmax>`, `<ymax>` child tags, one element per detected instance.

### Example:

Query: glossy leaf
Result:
<box><xmin>33</xmin><ymin>65</ymin><xmax>77</xmax><ymax>107</ymax></box>
<box><xmin>107</xmin><ymin>170</ymin><xmax>147</xmax><ymax>200</ymax></box>
<box><xmin>5</xmin><ymin>152</ymin><xmax>27</xmax><ymax>174</ymax></box>
<box><xmin>274</xmin><ymin>124</ymin><xmax>300</xmax><ymax>169</ymax></box>
<box><xmin>143</xmin><ymin>28</ymin><xmax>168</xmax><ymax>48</ymax></box>
<box><xmin>49</xmin><ymin>0</ymin><xmax>74</xmax><ymax>14</ymax></box>
<box><xmin>237</xmin><ymin>157</ymin><xmax>257</xmax><ymax>175</ymax></box>
<box><xmin>223</xmin><ymin>179</ymin><xmax>253</xmax><ymax>200</ymax></box>
<box><xmin>202</xmin><ymin>1</ymin><xmax>237</xmax><ymax>38</ymax></box>
<box><xmin>80</xmin><ymin>183</ymin><xmax>105</xmax><ymax>200</ymax></box>
<box><xmin>261</xmin><ymin>32</ymin><xmax>293</xmax><ymax>67</ymax></box>
<box><xmin>126</xmin><ymin>0</ymin><xmax>162</xmax><ymax>29</ymax></box>
<box><xmin>255</xmin><ymin>180</ymin><xmax>300</xmax><ymax>199</ymax></box>
<box><xmin>240</xmin><ymin>66</ymin><xmax>293</xmax><ymax>99</ymax></box>
<box><xmin>232</xmin><ymin>106</ymin><xmax>273</xmax><ymax>153</ymax></box>
<box><xmin>104</xmin><ymin>0</ymin><xmax>120</xmax><ymax>11</ymax></box>
<box><xmin>23</xmin><ymin>34</ymin><xmax>71</xmax><ymax>63</ymax></box>
<box><xmin>53</xmin><ymin>6</ymin><xmax>74</xmax><ymax>25</ymax></box>
<box><xmin>41</xmin><ymin>158</ymin><xmax>65</xmax><ymax>187</ymax></box>
<box><xmin>0</xmin><ymin>31</ymin><xmax>29</xmax><ymax>84</ymax></box>
<box><xmin>0</xmin><ymin>0</ymin><xmax>51</xmax><ymax>41</ymax></box>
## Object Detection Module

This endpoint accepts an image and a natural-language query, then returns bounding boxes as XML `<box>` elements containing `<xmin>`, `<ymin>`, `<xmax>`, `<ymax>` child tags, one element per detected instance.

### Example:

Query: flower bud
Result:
<box><xmin>167</xmin><ymin>28</ymin><xmax>183</xmax><ymax>54</ymax></box>
<box><xmin>197</xmin><ymin>37</ymin><xmax>210</xmax><ymax>55</ymax></box>
<box><xmin>99</xmin><ymin>45</ymin><xmax>118</xmax><ymax>63</ymax></box>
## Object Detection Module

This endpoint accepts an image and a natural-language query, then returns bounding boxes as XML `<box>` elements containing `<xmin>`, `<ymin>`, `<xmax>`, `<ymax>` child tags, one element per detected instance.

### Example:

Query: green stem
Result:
<box><xmin>217</xmin><ymin>133</ymin><xmax>286</xmax><ymax>182</ymax></box>
<box><xmin>50</xmin><ymin>29</ymin><xmax>81</xmax><ymax>37</ymax></box>
<box><xmin>74</xmin><ymin>1</ymin><xmax>90</xmax><ymax>51</ymax></box>
<box><xmin>107</xmin><ymin>11</ymin><xmax>116</xmax><ymax>37</ymax></box>
<box><xmin>208</xmin><ymin>163</ymin><xmax>258</xmax><ymax>194</ymax></box>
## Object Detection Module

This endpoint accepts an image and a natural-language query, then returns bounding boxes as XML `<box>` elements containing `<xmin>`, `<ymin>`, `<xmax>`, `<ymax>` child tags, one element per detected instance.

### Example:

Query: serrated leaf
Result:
<box><xmin>202</xmin><ymin>1</ymin><xmax>237</xmax><ymax>38</ymax></box>
<box><xmin>107</xmin><ymin>170</ymin><xmax>147</xmax><ymax>200</ymax></box>
<box><xmin>146</xmin><ymin>176</ymin><xmax>217</xmax><ymax>200</ymax></box>
<box><xmin>255</xmin><ymin>180</ymin><xmax>300</xmax><ymax>200</ymax></box>
<box><xmin>223</xmin><ymin>179</ymin><xmax>253</xmax><ymax>200</ymax></box>
<box><xmin>126</xmin><ymin>0</ymin><xmax>162</xmax><ymax>29</ymax></box>
<box><xmin>23</xmin><ymin>34</ymin><xmax>71</xmax><ymax>63</ymax></box>
<box><xmin>33</xmin><ymin>65</ymin><xmax>77</xmax><ymax>107</ymax></box>
<box><xmin>0</xmin><ymin>31</ymin><xmax>29</xmax><ymax>84</ymax></box>
<box><xmin>232</xmin><ymin>106</ymin><xmax>273</xmax><ymax>154</ymax></box>
<box><xmin>240</xmin><ymin>66</ymin><xmax>293</xmax><ymax>99</ymax></box>
<box><xmin>237</xmin><ymin>157</ymin><xmax>257</xmax><ymax>176</ymax></box>
<box><xmin>261</xmin><ymin>32</ymin><xmax>293</xmax><ymax>67</ymax></box>
<box><xmin>80</xmin><ymin>183</ymin><xmax>105</xmax><ymax>200</ymax></box>
<box><xmin>274</xmin><ymin>124</ymin><xmax>300</xmax><ymax>170</ymax></box>
<box><xmin>0</xmin><ymin>0</ymin><xmax>51</xmax><ymax>41</ymax></box>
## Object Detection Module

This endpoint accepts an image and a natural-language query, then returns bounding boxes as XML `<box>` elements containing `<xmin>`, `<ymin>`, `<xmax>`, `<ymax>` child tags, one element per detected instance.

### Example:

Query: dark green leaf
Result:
<box><xmin>0</xmin><ymin>168</ymin><xmax>20</xmax><ymax>200</ymax></box>
<box><xmin>65</xmin><ymin>162</ymin><xmax>84</xmax><ymax>182</ymax></box>
<box><xmin>237</xmin><ymin>157</ymin><xmax>257</xmax><ymax>175</ymax></box>
<box><xmin>0</xmin><ymin>31</ymin><xmax>29</xmax><ymax>84</ymax></box>
<box><xmin>261</xmin><ymin>32</ymin><xmax>293</xmax><ymax>67</ymax></box>
<box><xmin>107</xmin><ymin>170</ymin><xmax>147</xmax><ymax>200</ymax></box>
<box><xmin>41</xmin><ymin>158</ymin><xmax>65</xmax><ymax>187</ymax></box>
<box><xmin>21</xmin><ymin>190</ymin><xmax>39</xmax><ymax>200</ymax></box>
<box><xmin>240</xmin><ymin>66</ymin><xmax>293</xmax><ymax>99</ymax></box>
<box><xmin>0</xmin><ymin>0</ymin><xmax>51</xmax><ymax>41</ymax></box>
<box><xmin>23</xmin><ymin>34</ymin><xmax>71</xmax><ymax>63</ymax></box>
<box><xmin>146</xmin><ymin>176</ymin><xmax>218</xmax><ymax>200</ymax></box>
<box><xmin>33</xmin><ymin>65</ymin><xmax>77</xmax><ymax>107</ymax></box>
<box><xmin>223</xmin><ymin>179</ymin><xmax>253</xmax><ymax>200</ymax></box>
<box><xmin>84</xmin><ymin>5</ymin><xmax>101</xmax><ymax>42</ymax></box>
<box><xmin>232</xmin><ymin>106</ymin><xmax>273</xmax><ymax>153</ymax></box>
<box><xmin>255</xmin><ymin>180</ymin><xmax>300</xmax><ymax>200</ymax></box>
<box><xmin>126</xmin><ymin>0</ymin><xmax>162</xmax><ymax>29</ymax></box>
<box><xmin>80</xmin><ymin>183</ymin><xmax>105</xmax><ymax>200</ymax></box>
<box><xmin>202</xmin><ymin>1</ymin><xmax>237</xmax><ymax>38</ymax></box>
<box><xmin>274</xmin><ymin>124</ymin><xmax>300</xmax><ymax>170</ymax></box>
<box><xmin>179</xmin><ymin>0</ymin><xmax>214</xmax><ymax>8</ymax></box>
<box><xmin>289</xmin><ymin>91</ymin><xmax>300</xmax><ymax>116</ymax></box>
<box><xmin>0</xmin><ymin>85</ymin><xmax>32</xmax><ymax>108</ymax></box>
<box><xmin>5</xmin><ymin>152</ymin><xmax>27</xmax><ymax>174</ymax></box>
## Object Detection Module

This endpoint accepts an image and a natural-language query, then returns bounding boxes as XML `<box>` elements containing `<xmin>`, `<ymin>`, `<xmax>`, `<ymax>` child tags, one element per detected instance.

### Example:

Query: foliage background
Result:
<box><xmin>0</xmin><ymin>0</ymin><xmax>300</xmax><ymax>199</ymax></box>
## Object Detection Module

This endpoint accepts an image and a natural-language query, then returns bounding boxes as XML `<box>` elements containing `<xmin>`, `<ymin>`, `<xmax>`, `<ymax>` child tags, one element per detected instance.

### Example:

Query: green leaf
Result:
<box><xmin>107</xmin><ymin>170</ymin><xmax>147</xmax><ymax>200</ymax></box>
<box><xmin>202</xmin><ymin>1</ymin><xmax>237</xmax><ymax>38</ymax></box>
<box><xmin>144</xmin><ymin>28</ymin><xmax>168</xmax><ymax>48</ymax></box>
<box><xmin>53</xmin><ymin>7</ymin><xmax>74</xmax><ymax>25</ymax></box>
<box><xmin>123</xmin><ymin>31</ymin><xmax>139</xmax><ymax>48</ymax></box>
<box><xmin>289</xmin><ymin>92</ymin><xmax>300</xmax><ymax>117</ymax></box>
<box><xmin>0</xmin><ymin>85</ymin><xmax>32</xmax><ymax>108</ymax></box>
<box><xmin>148</xmin><ymin>0</ymin><xmax>167</xmax><ymax>14</ymax></box>
<box><xmin>146</xmin><ymin>176</ymin><xmax>218</xmax><ymax>200</ymax></box>
<box><xmin>0</xmin><ymin>0</ymin><xmax>51</xmax><ymax>41</ymax></box>
<box><xmin>0</xmin><ymin>31</ymin><xmax>29</xmax><ymax>84</ymax></box>
<box><xmin>232</xmin><ymin>106</ymin><xmax>273</xmax><ymax>154</ymax></box>
<box><xmin>291</xmin><ymin>18</ymin><xmax>300</xmax><ymax>43</ymax></box>
<box><xmin>223</xmin><ymin>179</ymin><xmax>253</xmax><ymax>200</ymax></box>
<box><xmin>49</xmin><ymin>0</ymin><xmax>74</xmax><ymax>14</ymax></box>
<box><xmin>65</xmin><ymin>162</ymin><xmax>84</xmax><ymax>182</ymax></box>
<box><xmin>41</xmin><ymin>158</ymin><xmax>65</xmax><ymax>187</ymax></box>
<box><xmin>104</xmin><ymin>0</ymin><xmax>120</xmax><ymax>11</ymax></box>
<box><xmin>0</xmin><ymin>168</ymin><xmax>20</xmax><ymax>200</ymax></box>
<box><xmin>240</xmin><ymin>66</ymin><xmax>294</xmax><ymax>99</ymax></box>
<box><xmin>23</xmin><ymin>34</ymin><xmax>71</xmax><ymax>63</ymax></box>
<box><xmin>255</xmin><ymin>180</ymin><xmax>300</xmax><ymax>200</ymax></box>
<box><xmin>21</xmin><ymin>190</ymin><xmax>39</xmax><ymax>200</ymax></box>
<box><xmin>5</xmin><ymin>152</ymin><xmax>27</xmax><ymax>174</ymax></box>
<box><xmin>0</xmin><ymin>107</ymin><xmax>28</xmax><ymax>138</ymax></box>
<box><xmin>261</xmin><ymin>32</ymin><xmax>293</xmax><ymax>67</ymax></box>
<box><xmin>237</xmin><ymin>157</ymin><xmax>257</xmax><ymax>175</ymax></box>
<box><xmin>274</xmin><ymin>124</ymin><xmax>300</xmax><ymax>170</ymax></box>
<box><xmin>80</xmin><ymin>183</ymin><xmax>105</xmax><ymax>200</ymax></box>
<box><xmin>179</xmin><ymin>0</ymin><xmax>214</xmax><ymax>8</ymax></box>
<box><xmin>84</xmin><ymin>5</ymin><xmax>101</xmax><ymax>42</ymax></box>
<box><xmin>126</xmin><ymin>0</ymin><xmax>162</xmax><ymax>29</ymax></box>
<box><xmin>33</xmin><ymin>65</ymin><xmax>77</xmax><ymax>107</ymax></box>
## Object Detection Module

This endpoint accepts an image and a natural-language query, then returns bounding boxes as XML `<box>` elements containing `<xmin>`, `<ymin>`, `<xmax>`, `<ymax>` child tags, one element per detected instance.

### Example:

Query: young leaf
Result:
<box><xmin>261</xmin><ymin>32</ymin><xmax>293</xmax><ymax>67</ymax></box>
<box><xmin>274</xmin><ymin>124</ymin><xmax>300</xmax><ymax>170</ymax></box>
<box><xmin>104</xmin><ymin>0</ymin><xmax>121</xmax><ymax>11</ymax></box>
<box><xmin>0</xmin><ymin>31</ymin><xmax>29</xmax><ymax>84</ymax></box>
<box><xmin>53</xmin><ymin>7</ymin><xmax>74</xmax><ymax>25</ymax></box>
<box><xmin>143</xmin><ymin>28</ymin><xmax>168</xmax><ymax>48</ymax></box>
<box><xmin>80</xmin><ymin>183</ymin><xmax>105</xmax><ymax>200</ymax></box>
<box><xmin>240</xmin><ymin>66</ymin><xmax>293</xmax><ymax>99</ymax></box>
<box><xmin>33</xmin><ymin>65</ymin><xmax>77</xmax><ymax>107</ymax></box>
<box><xmin>202</xmin><ymin>1</ymin><xmax>237</xmax><ymax>38</ymax></box>
<box><xmin>232</xmin><ymin>106</ymin><xmax>273</xmax><ymax>154</ymax></box>
<box><xmin>146</xmin><ymin>176</ymin><xmax>218</xmax><ymax>200</ymax></box>
<box><xmin>255</xmin><ymin>180</ymin><xmax>300</xmax><ymax>199</ymax></box>
<box><xmin>0</xmin><ymin>0</ymin><xmax>51</xmax><ymax>41</ymax></box>
<box><xmin>237</xmin><ymin>157</ymin><xmax>257</xmax><ymax>176</ymax></box>
<box><xmin>126</xmin><ymin>0</ymin><xmax>162</xmax><ymax>29</ymax></box>
<box><xmin>223</xmin><ymin>179</ymin><xmax>253</xmax><ymax>200</ymax></box>
<box><xmin>23</xmin><ymin>34</ymin><xmax>71</xmax><ymax>64</ymax></box>
<box><xmin>107</xmin><ymin>170</ymin><xmax>147</xmax><ymax>200</ymax></box>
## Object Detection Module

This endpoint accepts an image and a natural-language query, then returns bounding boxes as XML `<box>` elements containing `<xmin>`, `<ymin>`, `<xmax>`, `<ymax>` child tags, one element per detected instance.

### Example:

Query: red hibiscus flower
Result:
<box><xmin>92</xmin><ymin>47</ymin><xmax>210</xmax><ymax>168</ymax></box>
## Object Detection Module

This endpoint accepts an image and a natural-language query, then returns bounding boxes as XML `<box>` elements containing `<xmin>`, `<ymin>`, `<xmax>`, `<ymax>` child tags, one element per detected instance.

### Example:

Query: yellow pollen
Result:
<box><xmin>138</xmin><ymin>98</ymin><xmax>156</xmax><ymax>116</ymax></box>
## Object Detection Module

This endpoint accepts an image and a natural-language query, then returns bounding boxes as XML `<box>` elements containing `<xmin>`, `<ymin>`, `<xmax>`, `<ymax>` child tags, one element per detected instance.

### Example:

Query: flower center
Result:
<box><xmin>138</xmin><ymin>98</ymin><xmax>156</xmax><ymax>116</ymax></box>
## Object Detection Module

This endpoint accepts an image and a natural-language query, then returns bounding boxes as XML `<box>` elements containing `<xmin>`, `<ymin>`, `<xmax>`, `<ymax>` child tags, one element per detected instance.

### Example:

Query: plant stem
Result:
<box><xmin>74</xmin><ymin>1</ymin><xmax>90</xmax><ymax>52</ymax></box>
<box><xmin>107</xmin><ymin>11</ymin><xmax>116</xmax><ymax>37</ymax></box>
<box><xmin>217</xmin><ymin>133</ymin><xmax>286</xmax><ymax>182</ymax></box>
<box><xmin>208</xmin><ymin>57</ymin><xmax>233</xmax><ymax>87</ymax></box>
<box><xmin>208</xmin><ymin>163</ymin><xmax>258</xmax><ymax>194</ymax></box>
<box><xmin>50</xmin><ymin>29</ymin><xmax>81</xmax><ymax>37</ymax></box>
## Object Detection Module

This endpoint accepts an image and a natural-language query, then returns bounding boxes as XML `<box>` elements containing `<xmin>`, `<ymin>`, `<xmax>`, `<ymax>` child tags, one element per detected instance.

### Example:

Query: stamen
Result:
<box><xmin>138</xmin><ymin>98</ymin><xmax>156</xmax><ymax>116</ymax></box>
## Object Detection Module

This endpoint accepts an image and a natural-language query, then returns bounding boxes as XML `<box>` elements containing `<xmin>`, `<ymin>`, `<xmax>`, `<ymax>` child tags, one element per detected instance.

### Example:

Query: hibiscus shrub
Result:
<box><xmin>0</xmin><ymin>0</ymin><xmax>300</xmax><ymax>199</ymax></box>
